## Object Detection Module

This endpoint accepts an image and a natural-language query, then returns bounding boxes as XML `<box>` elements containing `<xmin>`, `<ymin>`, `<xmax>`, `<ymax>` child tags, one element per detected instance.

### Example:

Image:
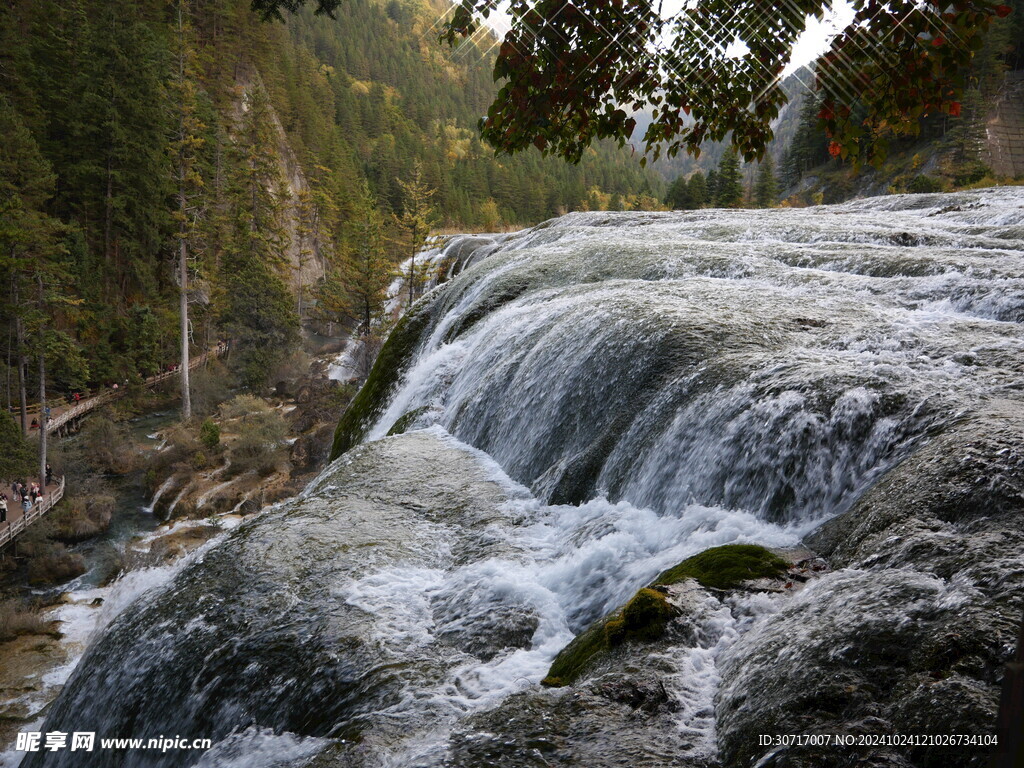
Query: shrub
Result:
<box><xmin>79</xmin><ymin>416</ymin><xmax>140</xmax><ymax>474</ymax></box>
<box><xmin>227</xmin><ymin>405</ymin><xmax>287</xmax><ymax>477</ymax></box>
<box><xmin>908</xmin><ymin>175</ymin><xmax>944</xmax><ymax>193</ymax></box>
<box><xmin>151</xmin><ymin>423</ymin><xmax>201</xmax><ymax>473</ymax></box>
<box><xmin>51</xmin><ymin>494</ymin><xmax>114</xmax><ymax>542</ymax></box>
<box><xmin>219</xmin><ymin>394</ymin><xmax>272</xmax><ymax>421</ymax></box>
<box><xmin>26</xmin><ymin>542</ymin><xmax>87</xmax><ymax>585</ymax></box>
<box><xmin>199</xmin><ymin>418</ymin><xmax>220</xmax><ymax>449</ymax></box>
<box><xmin>266</xmin><ymin>349</ymin><xmax>312</xmax><ymax>388</ymax></box>
<box><xmin>0</xmin><ymin>599</ymin><xmax>52</xmax><ymax>641</ymax></box>
<box><xmin>190</xmin><ymin>359</ymin><xmax>235</xmax><ymax>418</ymax></box>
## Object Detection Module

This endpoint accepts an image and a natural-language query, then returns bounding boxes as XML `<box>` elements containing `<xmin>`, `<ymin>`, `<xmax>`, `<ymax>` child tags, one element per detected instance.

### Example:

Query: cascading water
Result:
<box><xmin>24</xmin><ymin>188</ymin><xmax>1024</xmax><ymax>768</ymax></box>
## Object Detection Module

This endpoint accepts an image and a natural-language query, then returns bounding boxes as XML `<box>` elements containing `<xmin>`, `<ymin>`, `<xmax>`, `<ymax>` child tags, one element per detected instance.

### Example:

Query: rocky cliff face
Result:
<box><xmin>987</xmin><ymin>71</ymin><xmax>1024</xmax><ymax>178</ymax></box>
<box><xmin>234</xmin><ymin>68</ymin><xmax>328</xmax><ymax>308</ymax></box>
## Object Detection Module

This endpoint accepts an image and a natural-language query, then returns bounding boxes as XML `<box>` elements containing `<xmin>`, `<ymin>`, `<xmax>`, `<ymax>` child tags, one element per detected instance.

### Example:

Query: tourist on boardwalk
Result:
<box><xmin>0</xmin><ymin>495</ymin><xmax>7</xmax><ymax>523</ymax></box>
<box><xmin>21</xmin><ymin>496</ymin><xmax>30</xmax><ymax>514</ymax></box>
<box><xmin>45</xmin><ymin>464</ymin><xmax>53</xmax><ymax>485</ymax></box>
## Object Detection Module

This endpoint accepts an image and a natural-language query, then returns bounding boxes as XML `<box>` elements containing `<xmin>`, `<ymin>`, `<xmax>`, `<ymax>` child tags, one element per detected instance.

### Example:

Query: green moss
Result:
<box><xmin>603</xmin><ymin>617</ymin><xmax>626</xmax><ymax>646</ymax></box>
<box><xmin>541</xmin><ymin>588</ymin><xmax>678</xmax><ymax>688</ymax></box>
<box><xmin>655</xmin><ymin>544</ymin><xmax>789</xmax><ymax>590</ymax></box>
<box><xmin>541</xmin><ymin>545</ymin><xmax>790</xmax><ymax>689</ymax></box>
<box><xmin>386</xmin><ymin>405</ymin><xmax>431</xmax><ymax>437</ymax></box>
<box><xmin>622</xmin><ymin>588</ymin><xmax>676</xmax><ymax>640</ymax></box>
<box><xmin>329</xmin><ymin>309</ymin><xmax>432</xmax><ymax>461</ymax></box>
<box><xmin>541</xmin><ymin>620</ymin><xmax>610</xmax><ymax>687</ymax></box>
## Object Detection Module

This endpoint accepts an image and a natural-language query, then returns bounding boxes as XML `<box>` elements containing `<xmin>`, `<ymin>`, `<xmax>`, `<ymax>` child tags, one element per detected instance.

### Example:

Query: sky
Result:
<box><xmin>481</xmin><ymin>0</ymin><xmax>857</xmax><ymax>77</ymax></box>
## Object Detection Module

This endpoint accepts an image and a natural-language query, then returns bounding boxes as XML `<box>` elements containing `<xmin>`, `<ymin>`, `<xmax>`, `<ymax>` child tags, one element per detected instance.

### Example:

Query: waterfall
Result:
<box><xmin>23</xmin><ymin>188</ymin><xmax>1024</xmax><ymax>768</ymax></box>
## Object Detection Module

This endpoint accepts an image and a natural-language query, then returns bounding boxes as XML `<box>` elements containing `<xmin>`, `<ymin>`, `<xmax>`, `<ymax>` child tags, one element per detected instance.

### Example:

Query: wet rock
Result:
<box><xmin>445</xmin><ymin>685</ymin><xmax>712</xmax><ymax>768</ymax></box>
<box><xmin>715</xmin><ymin>403</ymin><xmax>1024</xmax><ymax>768</ymax></box>
<box><xmin>24</xmin><ymin>433</ymin><xmax>512</xmax><ymax>768</ymax></box>
<box><xmin>542</xmin><ymin>545</ymin><xmax>808</xmax><ymax>688</ymax></box>
<box><xmin>431</xmin><ymin>579</ymin><xmax>540</xmax><ymax>662</ymax></box>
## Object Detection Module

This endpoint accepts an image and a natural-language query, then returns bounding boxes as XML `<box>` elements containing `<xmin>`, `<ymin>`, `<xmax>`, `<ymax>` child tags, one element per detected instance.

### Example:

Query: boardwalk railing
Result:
<box><xmin>45</xmin><ymin>343</ymin><xmax>229</xmax><ymax>435</ymax></box>
<box><xmin>1</xmin><ymin>343</ymin><xmax>228</xmax><ymax>549</ymax></box>
<box><xmin>0</xmin><ymin>476</ymin><xmax>65</xmax><ymax>549</ymax></box>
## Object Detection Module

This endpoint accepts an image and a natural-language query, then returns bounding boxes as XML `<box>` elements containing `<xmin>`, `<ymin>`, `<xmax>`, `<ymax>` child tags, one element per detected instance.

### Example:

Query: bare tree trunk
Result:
<box><xmin>105</xmin><ymin>156</ymin><xmax>114</xmax><ymax>276</ymax></box>
<box><xmin>176</xmin><ymin>0</ymin><xmax>192</xmax><ymax>421</ymax></box>
<box><xmin>5</xmin><ymin>320</ymin><xmax>11</xmax><ymax>414</ymax></box>
<box><xmin>179</xmin><ymin>230</ymin><xmax>191</xmax><ymax>420</ymax></box>
<box><xmin>407</xmin><ymin>250</ymin><xmax>415</xmax><ymax>307</ymax></box>
<box><xmin>37</xmin><ymin>273</ymin><xmax>47</xmax><ymax>492</ymax></box>
<box><xmin>14</xmin><ymin>278</ymin><xmax>27</xmax><ymax>435</ymax></box>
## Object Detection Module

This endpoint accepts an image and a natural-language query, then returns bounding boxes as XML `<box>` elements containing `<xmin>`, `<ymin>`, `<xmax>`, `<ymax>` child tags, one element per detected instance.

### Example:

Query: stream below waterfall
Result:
<box><xmin>18</xmin><ymin>188</ymin><xmax>1024</xmax><ymax>768</ymax></box>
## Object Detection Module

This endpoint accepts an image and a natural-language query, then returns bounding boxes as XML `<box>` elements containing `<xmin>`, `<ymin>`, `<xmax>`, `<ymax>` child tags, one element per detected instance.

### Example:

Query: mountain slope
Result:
<box><xmin>0</xmin><ymin>0</ymin><xmax>662</xmax><ymax>396</ymax></box>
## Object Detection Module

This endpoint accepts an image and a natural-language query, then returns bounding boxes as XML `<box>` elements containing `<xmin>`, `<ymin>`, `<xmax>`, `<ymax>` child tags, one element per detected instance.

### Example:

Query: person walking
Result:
<box><xmin>45</xmin><ymin>463</ymin><xmax>53</xmax><ymax>485</ymax></box>
<box><xmin>0</xmin><ymin>495</ymin><xmax>8</xmax><ymax>523</ymax></box>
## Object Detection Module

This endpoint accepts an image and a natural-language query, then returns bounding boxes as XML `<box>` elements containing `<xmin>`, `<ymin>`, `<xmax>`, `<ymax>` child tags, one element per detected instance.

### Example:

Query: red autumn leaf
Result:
<box><xmin>949</xmin><ymin>101</ymin><xmax>961</xmax><ymax>116</ymax></box>
<box><xmin>932</xmin><ymin>35</ymin><xmax>945</xmax><ymax>46</ymax></box>
<box><xmin>995</xmin><ymin>4</ymin><xmax>1012</xmax><ymax>17</ymax></box>
<box><xmin>828</xmin><ymin>140</ymin><xmax>842</xmax><ymax>158</ymax></box>
<box><xmin>817</xmin><ymin>106</ymin><xmax>834</xmax><ymax>120</ymax></box>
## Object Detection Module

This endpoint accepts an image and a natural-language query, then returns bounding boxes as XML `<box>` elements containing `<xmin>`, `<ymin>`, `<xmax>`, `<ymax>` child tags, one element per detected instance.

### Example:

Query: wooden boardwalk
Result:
<box><xmin>0</xmin><ymin>477</ymin><xmax>65</xmax><ymax>549</ymax></box>
<box><xmin>24</xmin><ymin>342</ymin><xmax>229</xmax><ymax>436</ymax></box>
<box><xmin>1</xmin><ymin>342</ymin><xmax>228</xmax><ymax>549</ymax></box>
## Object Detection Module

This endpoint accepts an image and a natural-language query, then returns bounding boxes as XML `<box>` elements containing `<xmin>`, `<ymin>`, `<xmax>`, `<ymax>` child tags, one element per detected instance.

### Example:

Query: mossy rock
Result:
<box><xmin>541</xmin><ymin>545</ymin><xmax>789</xmax><ymax>688</ymax></box>
<box><xmin>386</xmin><ymin>405</ymin><xmax>431</xmax><ymax>437</ymax></box>
<box><xmin>329</xmin><ymin>309</ymin><xmax>432</xmax><ymax>461</ymax></box>
<box><xmin>621</xmin><ymin>588</ymin><xmax>676</xmax><ymax>640</ymax></box>
<box><xmin>541</xmin><ymin>588</ymin><xmax>678</xmax><ymax>688</ymax></box>
<box><xmin>654</xmin><ymin>544</ymin><xmax>788</xmax><ymax>590</ymax></box>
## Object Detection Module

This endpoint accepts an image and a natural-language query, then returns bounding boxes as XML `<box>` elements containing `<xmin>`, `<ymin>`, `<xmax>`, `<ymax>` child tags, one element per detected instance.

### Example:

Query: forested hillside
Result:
<box><xmin>0</xmin><ymin>0</ymin><xmax>662</xmax><ymax>411</ymax></box>
<box><xmin>659</xmin><ymin>0</ymin><xmax>1024</xmax><ymax>209</ymax></box>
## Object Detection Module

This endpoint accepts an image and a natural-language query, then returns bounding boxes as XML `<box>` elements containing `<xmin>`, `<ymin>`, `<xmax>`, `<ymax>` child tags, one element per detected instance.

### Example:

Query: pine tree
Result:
<box><xmin>1</xmin><ymin>97</ymin><xmax>69</xmax><ymax>446</ymax></box>
<box><xmin>754</xmin><ymin>154</ymin><xmax>779</xmax><ymax>208</ymax></box>
<box><xmin>0</xmin><ymin>98</ymin><xmax>79</xmax><ymax>484</ymax></box>
<box><xmin>343</xmin><ymin>181</ymin><xmax>392</xmax><ymax>333</ymax></box>
<box><xmin>705</xmin><ymin>169</ymin><xmax>719</xmax><ymax>207</ymax></box>
<box><xmin>687</xmin><ymin>172</ymin><xmax>707</xmax><ymax>208</ymax></box>
<box><xmin>296</xmin><ymin>174</ymin><xmax>338</xmax><ymax>320</ymax></box>
<box><xmin>169</xmin><ymin>0</ymin><xmax>205</xmax><ymax>420</ymax></box>
<box><xmin>664</xmin><ymin>176</ymin><xmax>692</xmax><ymax>210</ymax></box>
<box><xmin>219</xmin><ymin>84</ymin><xmax>297</xmax><ymax>388</ymax></box>
<box><xmin>715</xmin><ymin>149</ymin><xmax>744</xmax><ymax>208</ymax></box>
<box><xmin>397</xmin><ymin>161</ymin><xmax>436</xmax><ymax>305</ymax></box>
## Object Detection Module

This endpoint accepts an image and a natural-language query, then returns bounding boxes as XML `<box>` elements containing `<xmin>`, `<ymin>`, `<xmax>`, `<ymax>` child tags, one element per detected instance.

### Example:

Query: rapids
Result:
<box><xmin>23</xmin><ymin>188</ymin><xmax>1024</xmax><ymax>767</ymax></box>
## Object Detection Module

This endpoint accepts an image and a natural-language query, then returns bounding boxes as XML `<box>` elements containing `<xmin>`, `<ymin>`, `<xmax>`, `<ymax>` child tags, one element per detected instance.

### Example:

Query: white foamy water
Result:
<box><xmin>20</xmin><ymin>188</ymin><xmax>1024</xmax><ymax>768</ymax></box>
